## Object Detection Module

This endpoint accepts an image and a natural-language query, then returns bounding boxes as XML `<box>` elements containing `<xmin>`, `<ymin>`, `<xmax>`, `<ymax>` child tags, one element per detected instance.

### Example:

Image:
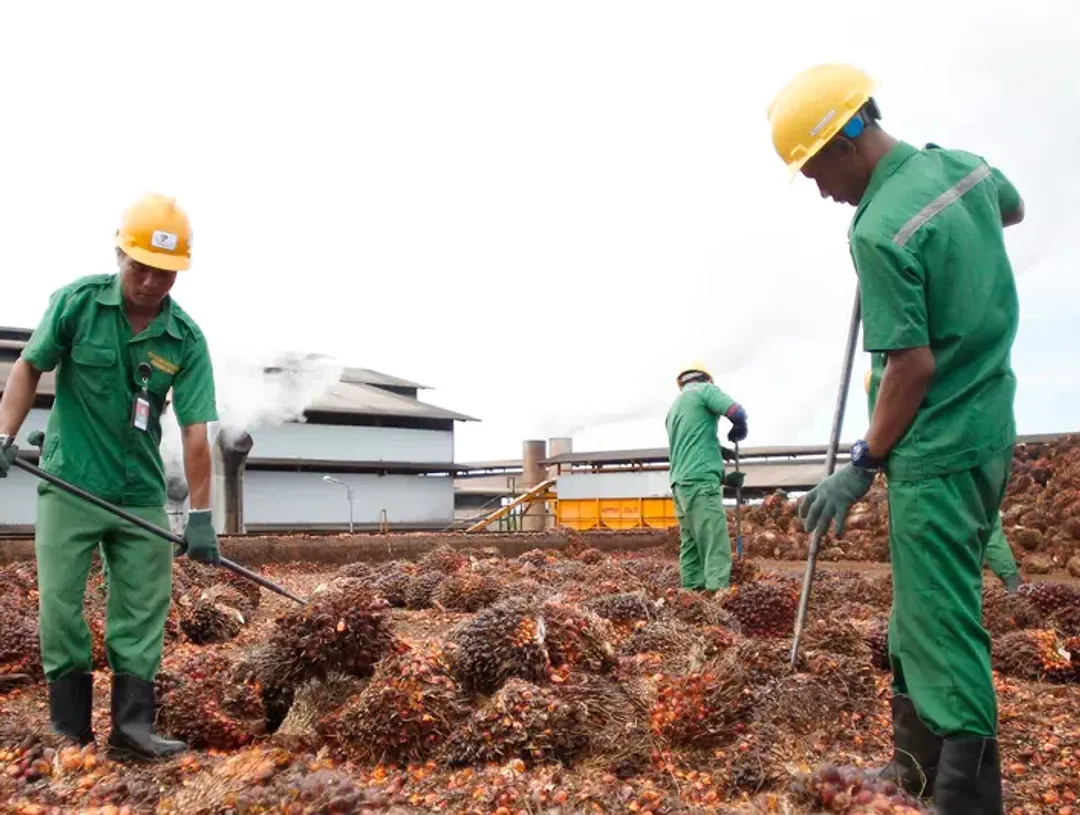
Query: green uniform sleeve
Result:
<box><xmin>20</xmin><ymin>287</ymin><xmax>77</xmax><ymax>372</ymax></box>
<box><xmin>990</xmin><ymin>166</ymin><xmax>1021</xmax><ymax>217</ymax></box>
<box><xmin>701</xmin><ymin>383</ymin><xmax>735</xmax><ymax>417</ymax></box>
<box><xmin>852</xmin><ymin>232</ymin><xmax>929</xmax><ymax>353</ymax></box>
<box><xmin>171</xmin><ymin>337</ymin><xmax>219</xmax><ymax>427</ymax></box>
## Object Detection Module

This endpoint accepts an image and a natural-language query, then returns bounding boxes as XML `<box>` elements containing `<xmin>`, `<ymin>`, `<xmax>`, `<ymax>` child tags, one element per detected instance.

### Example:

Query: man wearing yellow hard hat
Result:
<box><xmin>0</xmin><ymin>193</ymin><xmax>220</xmax><ymax>760</ymax></box>
<box><xmin>865</xmin><ymin>366</ymin><xmax>1022</xmax><ymax>594</ymax></box>
<box><xmin>664</xmin><ymin>362</ymin><xmax>748</xmax><ymax>592</ymax></box>
<box><xmin>770</xmin><ymin>64</ymin><xmax>1024</xmax><ymax>813</ymax></box>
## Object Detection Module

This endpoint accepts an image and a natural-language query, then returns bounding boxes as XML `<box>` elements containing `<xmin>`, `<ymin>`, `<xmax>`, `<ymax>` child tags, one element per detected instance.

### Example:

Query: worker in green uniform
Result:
<box><xmin>865</xmin><ymin>368</ymin><xmax>1022</xmax><ymax>594</ymax></box>
<box><xmin>665</xmin><ymin>362</ymin><xmax>748</xmax><ymax>592</ymax></box>
<box><xmin>0</xmin><ymin>193</ymin><xmax>222</xmax><ymax>761</ymax></box>
<box><xmin>768</xmin><ymin>64</ymin><xmax>1024</xmax><ymax>814</ymax></box>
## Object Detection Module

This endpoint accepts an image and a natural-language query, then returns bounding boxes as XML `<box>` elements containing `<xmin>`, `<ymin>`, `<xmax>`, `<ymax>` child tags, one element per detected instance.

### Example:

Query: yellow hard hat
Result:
<box><xmin>677</xmin><ymin>361</ymin><xmax>711</xmax><ymax>385</ymax></box>
<box><xmin>864</xmin><ymin>369</ymin><xmax>872</xmax><ymax>395</ymax></box>
<box><xmin>767</xmin><ymin>63</ymin><xmax>880</xmax><ymax>177</ymax></box>
<box><xmin>115</xmin><ymin>193</ymin><xmax>193</xmax><ymax>272</ymax></box>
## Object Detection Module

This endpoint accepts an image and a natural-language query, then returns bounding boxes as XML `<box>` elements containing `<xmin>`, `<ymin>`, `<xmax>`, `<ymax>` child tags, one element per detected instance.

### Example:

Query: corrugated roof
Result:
<box><xmin>0</xmin><ymin>338</ymin><xmax>477</xmax><ymax>424</ymax></box>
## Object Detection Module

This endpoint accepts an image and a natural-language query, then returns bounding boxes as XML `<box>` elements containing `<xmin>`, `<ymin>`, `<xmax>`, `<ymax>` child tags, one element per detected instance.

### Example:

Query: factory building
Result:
<box><xmin>0</xmin><ymin>326</ymin><xmax>477</xmax><ymax>533</ymax></box>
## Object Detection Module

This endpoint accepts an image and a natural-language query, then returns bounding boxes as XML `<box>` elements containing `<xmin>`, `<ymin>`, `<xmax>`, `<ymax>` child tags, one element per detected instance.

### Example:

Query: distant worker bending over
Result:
<box><xmin>865</xmin><ymin>368</ymin><xmax>1022</xmax><ymax>595</ymax></box>
<box><xmin>769</xmin><ymin>64</ymin><xmax>1024</xmax><ymax>814</ymax></box>
<box><xmin>664</xmin><ymin>362</ymin><xmax>748</xmax><ymax>593</ymax></box>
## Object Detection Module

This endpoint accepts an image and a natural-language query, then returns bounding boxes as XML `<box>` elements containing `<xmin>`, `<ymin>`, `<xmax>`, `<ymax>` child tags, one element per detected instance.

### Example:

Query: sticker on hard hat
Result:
<box><xmin>151</xmin><ymin>230</ymin><xmax>178</xmax><ymax>252</ymax></box>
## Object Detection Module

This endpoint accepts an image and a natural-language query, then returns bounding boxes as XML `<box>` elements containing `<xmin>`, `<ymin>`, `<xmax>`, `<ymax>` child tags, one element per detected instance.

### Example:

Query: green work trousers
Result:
<box><xmin>35</xmin><ymin>482</ymin><xmax>174</xmax><ymax>683</ymax></box>
<box><xmin>672</xmin><ymin>480</ymin><xmax>731</xmax><ymax>591</ymax></box>
<box><xmin>887</xmin><ymin>450</ymin><xmax>1011</xmax><ymax>739</ymax></box>
<box><xmin>984</xmin><ymin>514</ymin><xmax>1018</xmax><ymax>582</ymax></box>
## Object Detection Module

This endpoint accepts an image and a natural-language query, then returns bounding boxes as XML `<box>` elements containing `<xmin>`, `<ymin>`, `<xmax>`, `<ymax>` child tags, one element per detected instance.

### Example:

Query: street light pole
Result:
<box><xmin>322</xmin><ymin>475</ymin><xmax>355</xmax><ymax>533</ymax></box>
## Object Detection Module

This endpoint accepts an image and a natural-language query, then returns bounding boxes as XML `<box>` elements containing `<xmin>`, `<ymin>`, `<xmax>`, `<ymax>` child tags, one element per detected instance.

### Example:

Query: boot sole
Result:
<box><xmin>105</xmin><ymin>743</ymin><xmax>186</xmax><ymax>763</ymax></box>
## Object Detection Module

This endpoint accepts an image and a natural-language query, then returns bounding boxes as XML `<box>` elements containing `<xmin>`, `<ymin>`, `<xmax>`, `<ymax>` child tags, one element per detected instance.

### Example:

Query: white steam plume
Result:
<box><xmin>158</xmin><ymin>345</ymin><xmax>345</xmax><ymax>492</ymax></box>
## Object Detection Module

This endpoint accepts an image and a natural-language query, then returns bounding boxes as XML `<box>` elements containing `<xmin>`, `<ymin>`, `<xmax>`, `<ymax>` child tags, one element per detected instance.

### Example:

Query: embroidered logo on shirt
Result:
<box><xmin>147</xmin><ymin>351</ymin><xmax>179</xmax><ymax>375</ymax></box>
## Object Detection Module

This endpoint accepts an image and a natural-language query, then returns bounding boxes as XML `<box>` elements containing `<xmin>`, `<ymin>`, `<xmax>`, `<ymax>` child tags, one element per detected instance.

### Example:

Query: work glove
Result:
<box><xmin>27</xmin><ymin>430</ymin><xmax>44</xmax><ymax>449</ymax></box>
<box><xmin>797</xmin><ymin>464</ymin><xmax>876</xmax><ymax>538</ymax></box>
<box><xmin>723</xmin><ymin>471</ymin><xmax>745</xmax><ymax>489</ymax></box>
<box><xmin>181</xmin><ymin>509</ymin><xmax>221</xmax><ymax>566</ymax></box>
<box><xmin>0</xmin><ymin>436</ymin><xmax>17</xmax><ymax>478</ymax></box>
<box><xmin>727</xmin><ymin>408</ymin><xmax>748</xmax><ymax>443</ymax></box>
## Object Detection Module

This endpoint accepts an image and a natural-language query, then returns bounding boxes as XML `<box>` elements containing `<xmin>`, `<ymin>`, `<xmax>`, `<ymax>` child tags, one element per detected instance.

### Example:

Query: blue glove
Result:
<box><xmin>797</xmin><ymin>464</ymin><xmax>875</xmax><ymax>538</ymax></box>
<box><xmin>181</xmin><ymin>509</ymin><xmax>221</xmax><ymax>565</ymax></box>
<box><xmin>727</xmin><ymin>405</ymin><xmax>748</xmax><ymax>443</ymax></box>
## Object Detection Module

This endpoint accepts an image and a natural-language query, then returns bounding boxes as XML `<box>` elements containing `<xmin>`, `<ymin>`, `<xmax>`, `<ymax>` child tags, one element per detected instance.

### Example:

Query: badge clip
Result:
<box><xmin>131</xmin><ymin>362</ymin><xmax>153</xmax><ymax>432</ymax></box>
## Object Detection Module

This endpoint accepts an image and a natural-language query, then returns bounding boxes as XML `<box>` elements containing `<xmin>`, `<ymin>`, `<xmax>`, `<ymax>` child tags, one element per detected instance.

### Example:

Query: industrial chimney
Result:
<box><xmin>213</xmin><ymin>429</ymin><xmax>254</xmax><ymax>534</ymax></box>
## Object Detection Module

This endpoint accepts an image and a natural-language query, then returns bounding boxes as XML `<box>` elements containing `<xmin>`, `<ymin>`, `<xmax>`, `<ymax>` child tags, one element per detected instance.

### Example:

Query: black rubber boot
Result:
<box><xmin>47</xmin><ymin>671</ymin><xmax>95</xmax><ymax>746</ymax></box>
<box><xmin>875</xmin><ymin>694</ymin><xmax>942</xmax><ymax>798</ymax></box>
<box><xmin>933</xmin><ymin>736</ymin><xmax>1004</xmax><ymax>815</ymax></box>
<box><xmin>105</xmin><ymin>673</ymin><xmax>186</xmax><ymax>761</ymax></box>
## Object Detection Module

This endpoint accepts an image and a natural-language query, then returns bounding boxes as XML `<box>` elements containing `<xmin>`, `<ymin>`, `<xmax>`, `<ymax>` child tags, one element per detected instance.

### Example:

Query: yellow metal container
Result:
<box><xmin>555</xmin><ymin>497</ymin><xmax>677</xmax><ymax>531</ymax></box>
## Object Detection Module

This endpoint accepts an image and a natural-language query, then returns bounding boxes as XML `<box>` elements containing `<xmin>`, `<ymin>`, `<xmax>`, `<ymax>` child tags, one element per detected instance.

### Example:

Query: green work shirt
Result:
<box><xmin>20</xmin><ymin>273</ymin><xmax>219</xmax><ymax>507</ymax></box>
<box><xmin>850</xmin><ymin>141</ymin><xmax>1021</xmax><ymax>482</ymax></box>
<box><xmin>665</xmin><ymin>381</ymin><xmax>735</xmax><ymax>486</ymax></box>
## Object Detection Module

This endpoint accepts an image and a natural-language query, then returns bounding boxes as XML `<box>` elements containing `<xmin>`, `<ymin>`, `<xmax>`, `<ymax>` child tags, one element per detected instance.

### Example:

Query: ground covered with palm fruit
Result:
<box><xmin>1</xmin><ymin>540</ymin><xmax>1079</xmax><ymax>815</ymax></box>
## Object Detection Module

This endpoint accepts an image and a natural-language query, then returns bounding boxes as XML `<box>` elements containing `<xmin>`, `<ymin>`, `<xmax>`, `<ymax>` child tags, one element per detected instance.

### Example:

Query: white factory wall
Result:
<box><xmin>242</xmin><ymin>469</ymin><xmax>453</xmax><ymax>527</ymax></box>
<box><xmin>1</xmin><ymin>468</ymin><xmax>40</xmax><ymax>526</ymax></box>
<box><xmin>556</xmin><ymin>471</ymin><xmax>673</xmax><ymax>500</ymax></box>
<box><xmin>245</xmin><ymin>423</ymin><xmax>453</xmax><ymax>464</ymax></box>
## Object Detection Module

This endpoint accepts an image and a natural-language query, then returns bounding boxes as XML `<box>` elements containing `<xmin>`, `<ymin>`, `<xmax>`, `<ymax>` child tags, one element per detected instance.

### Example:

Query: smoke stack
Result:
<box><xmin>214</xmin><ymin>429</ymin><xmax>254</xmax><ymax>534</ymax></box>
<box><xmin>521</xmin><ymin>439</ymin><xmax>547</xmax><ymax>532</ymax></box>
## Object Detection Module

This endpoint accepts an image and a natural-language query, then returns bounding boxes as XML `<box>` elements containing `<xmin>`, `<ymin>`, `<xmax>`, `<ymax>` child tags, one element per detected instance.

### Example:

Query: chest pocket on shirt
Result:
<box><xmin>70</xmin><ymin>343</ymin><xmax>117</xmax><ymax>396</ymax></box>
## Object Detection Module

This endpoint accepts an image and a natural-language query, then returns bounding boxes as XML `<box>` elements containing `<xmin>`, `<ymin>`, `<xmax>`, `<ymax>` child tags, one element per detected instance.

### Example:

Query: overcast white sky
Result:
<box><xmin>1</xmin><ymin>2</ymin><xmax>1075</xmax><ymax>462</ymax></box>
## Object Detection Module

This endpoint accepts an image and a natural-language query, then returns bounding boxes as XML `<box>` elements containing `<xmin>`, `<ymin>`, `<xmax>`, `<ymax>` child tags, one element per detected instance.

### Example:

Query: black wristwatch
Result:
<box><xmin>850</xmin><ymin>439</ymin><xmax>885</xmax><ymax>471</ymax></box>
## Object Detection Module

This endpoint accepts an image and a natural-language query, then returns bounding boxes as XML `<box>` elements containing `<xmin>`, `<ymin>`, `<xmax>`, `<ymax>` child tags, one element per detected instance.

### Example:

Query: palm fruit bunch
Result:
<box><xmin>244</xmin><ymin>585</ymin><xmax>400</xmax><ymax>728</ymax></box>
<box><xmin>553</xmin><ymin>671</ymin><xmax>652</xmax><ymax>775</ymax></box>
<box><xmin>719</xmin><ymin>578</ymin><xmax>799</xmax><ymax>638</ymax></box>
<box><xmin>789</xmin><ymin>764</ymin><xmax>932</xmax><ymax>814</ymax></box>
<box><xmin>442</xmin><ymin>677</ymin><xmax>587</xmax><ymax>766</ymax></box>
<box><xmin>155</xmin><ymin>651</ymin><xmax>266</xmax><ymax>750</ymax></box>
<box><xmin>729</xmin><ymin>557</ymin><xmax>761</xmax><ymax>586</ymax></box>
<box><xmin>991</xmin><ymin>629</ymin><xmax>1077</xmax><ymax>682</ymax></box>
<box><xmin>449</xmin><ymin>597</ymin><xmax>551</xmax><ymax>694</ymax></box>
<box><xmin>657</xmin><ymin>587</ymin><xmax>739</xmax><ymax>628</ymax></box>
<box><xmin>811</xmin><ymin>570</ymin><xmax>890</xmax><ymax>609</ymax></box>
<box><xmin>273</xmin><ymin>673</ymin><xmax>363</xmax><ymax>751</ymax></box>
<box><xmin>573</xmin><ymin>547</ymin><xmax>604</xmax><ymax>565</ymax></box>
<box><xmin>215</xmin><ymin>569</ymin><xmax>263</xmax><ymax>619</ymax></box>
<box><xmin>0</xmin><ymin>603</ymin><xmax>40</xmax><ymax>680</ymax></box>
<box><xmin>981</xmin><ymin>583</ymin><xmax>1040</xmax><ymax>636</ymax></box>
<box><xmin>864</xmin><ymin>617</ymin><xmax>891</xmax><ymax>671</ymax></box>
<box><xmin>431</xmin><ymin>572</ymin><xmax>503</xmax><ymax>612</ymax></box>
<box><xmin>77</xmin><ymin>765</ymin><xmax>162</xmax><ymax>812</ymax></box>
<box><xmin>371</xmin><ymin>561</ymin><xmax>415</xmax><ymax>607</ymax></box>
<box><xmin>335</xmin><ymin>560</ymin><xmax>375</xmax><ymax>582</ymax></box>
<box><xmin>155</xmin><ymin>746</ymin><xmax>296</xmax><ymax>814</ymax></box>
<box><xmin>404</xmin><ymin>570</ymin><xmax>446</xmax><ymax>609</ymax></box>
<box><xmin>178</xmin><ymin>593</ymin><xmax>246</xmax><ymax>645</ymax></box>
<box><xmin>648</xmin><ymin>660</ymin><xmax>750</xmax><ymax>747</ymax></box>
<box><xmin>1018</xmin><ymin>582</ymin><xmax>1080</xmax><ymax>637</ymax></box>
<box><xmin>518</xmin><ymin>547</ymin><xmax>556</xmax><ymax>568</ymax></box>
<box><xmin>319</xmin><ymin>641</ymin><xmax>466</xmax><ymax>763</ymax></box>
<box><xmin>540</xmin><ymin>599</ymin><xmax>618</xmax><ymax>674</ymax></box>
<box><xmin>799</xmin><ymin>616</ymin><xmax>875</xmax><ymax>660</ymax></box>
<box><xmin>754</xmin><ymin>651</ymin><xmax>877</xmax><ymax>736</ymax></box>
<box><xmin>622</xmin><ymin>558</ymin><xmax>681</xmax><ymax>592</ymax></box>
<box><xmin>418</xmin><ymin>543</ymin><xmax>469</xmax><ymax>575</ymax></box>
<box><xmin>552</xmin><ymin>560</ymin><xmax>588</xmax><ymax>584</ymax></box>
<box><xmin>621</xmin><ymin>620</ymin><xmax>704</xmax><ymax>675</ymax></box>
<box><xmin>584</xmin><ymin>563</ymin><xmax>643</xmax><ymax>596</ymax></box>
<box><xmin>721</xmin><ymin>637</ymin><xmax>807</xmax><ymax>684</ymax></box>
<box><xmin>506</xmin><ymin>577</ymin><xmax>554</xmax><ymax>604</ymax></box>
<box><xmin>586</xmin><ymin>592</ymin><xmax>656</xmax><ymax>625</ymax></box>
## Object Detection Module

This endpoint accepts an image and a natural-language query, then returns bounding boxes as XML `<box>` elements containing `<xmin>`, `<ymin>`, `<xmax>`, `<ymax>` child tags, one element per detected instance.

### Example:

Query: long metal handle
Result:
<box><xmin>11</xmin><ymin>456</ymin><xmax>308</xmax><ymax>605</ymax></box>
<box><xmin>789</xmin><ymin>287</ymin><xmax>862</xmax><ymax>668</ymax></box>
<box><xmin>734</xmin><ymin>441</ymin><xmax>743</xmax><ymax>560</ymax></box>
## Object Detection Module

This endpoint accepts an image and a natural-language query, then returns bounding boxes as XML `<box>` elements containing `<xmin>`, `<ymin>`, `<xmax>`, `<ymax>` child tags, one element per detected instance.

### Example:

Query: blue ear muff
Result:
<box><xmin>842</xmin><ymin>115</ymin><xmax>865</xmax><ymax>139</ymax></box>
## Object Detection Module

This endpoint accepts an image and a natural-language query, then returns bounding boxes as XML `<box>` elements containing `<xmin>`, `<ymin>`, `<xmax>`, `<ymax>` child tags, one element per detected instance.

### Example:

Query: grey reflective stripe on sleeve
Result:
<box><xmin>892</xmin><ymin>163</ymin><xmax>992</xmax><ymax>248</ymax></box>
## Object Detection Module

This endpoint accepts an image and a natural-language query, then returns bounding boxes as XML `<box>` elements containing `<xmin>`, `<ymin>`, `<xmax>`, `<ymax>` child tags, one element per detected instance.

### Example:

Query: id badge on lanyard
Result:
<box><xmin>131</xmin><ymin>362</ymin><xmax>153</xmax><ymax>433</ymax></box>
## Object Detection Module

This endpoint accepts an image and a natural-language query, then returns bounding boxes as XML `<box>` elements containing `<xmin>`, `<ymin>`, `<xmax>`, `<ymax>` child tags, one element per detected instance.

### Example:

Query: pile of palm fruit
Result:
<box><xmin>0</xmin><ymin>535</ymin><xmax>1077</xmax><ymax>814</ymax></box>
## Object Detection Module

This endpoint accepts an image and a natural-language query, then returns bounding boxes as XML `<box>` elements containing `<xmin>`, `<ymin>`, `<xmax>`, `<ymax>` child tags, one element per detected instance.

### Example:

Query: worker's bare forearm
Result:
<box><xmin>865</xmin><ymin>347</ymin><xmax>935</xmax><ymax>460</ymax></box>
<box><xmin>181</xmin><ymin>424</ymin><xmax>212</xmax><ymax>510</ymax></box>
<box><xmin>0</xmin><ymin>359</ymin><xmax>43</xmax><ymax>437</ymax></box>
